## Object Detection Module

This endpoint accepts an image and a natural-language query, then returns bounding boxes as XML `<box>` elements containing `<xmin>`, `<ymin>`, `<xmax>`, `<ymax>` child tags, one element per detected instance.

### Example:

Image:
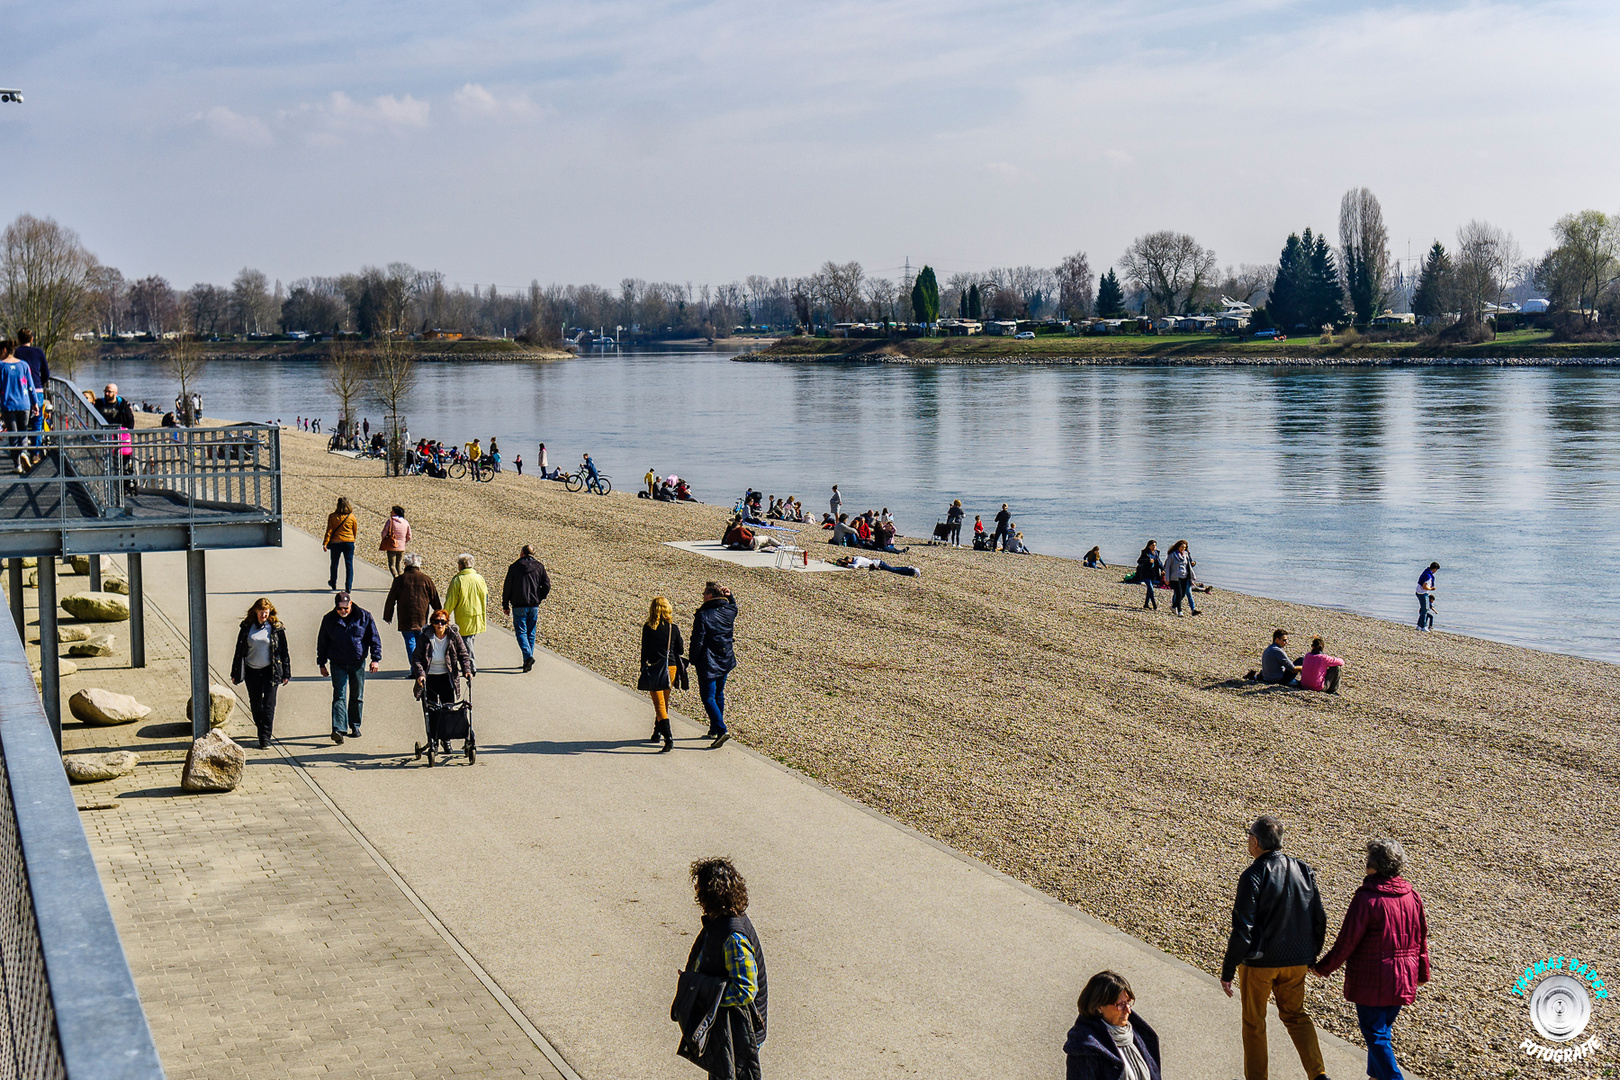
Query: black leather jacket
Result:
<box><xmin>1221</xmin><ymin>850</ymin><xmax>1326</xmax><ymax>980</ymax></box>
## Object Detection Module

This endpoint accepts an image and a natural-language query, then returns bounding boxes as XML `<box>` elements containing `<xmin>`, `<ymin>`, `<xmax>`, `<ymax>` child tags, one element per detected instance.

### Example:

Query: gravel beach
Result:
<box><xmin>276</xmin><ymin>427</ymin><xmax>1619</xmax><ymax>1079</ymax></box>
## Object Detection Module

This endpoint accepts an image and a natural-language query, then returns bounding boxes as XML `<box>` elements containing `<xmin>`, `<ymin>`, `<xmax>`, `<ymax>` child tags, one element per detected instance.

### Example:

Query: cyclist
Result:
<box><xmin>465</xmin><ymin>438</ymin><xmax>482</xmax><ymax>466</ymax></box>
<box><xmin>583</xmin><ymin>452</ymin><xmax>603</xmax><ymax>494</ymax></box>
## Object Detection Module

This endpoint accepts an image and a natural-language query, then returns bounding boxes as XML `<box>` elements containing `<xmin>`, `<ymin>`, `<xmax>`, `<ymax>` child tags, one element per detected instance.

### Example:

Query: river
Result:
<box><xmin>81</xmin><ymin>350</ymin><xmax>1620</xmax><ymax>663</ymax></box>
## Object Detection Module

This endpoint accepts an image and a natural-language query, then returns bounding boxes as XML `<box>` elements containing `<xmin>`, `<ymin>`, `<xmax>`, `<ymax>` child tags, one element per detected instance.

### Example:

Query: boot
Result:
<box><xmin>655</xmin><ymin>718</ymin><xmax>673</xmax><ymax>752</ymax></box>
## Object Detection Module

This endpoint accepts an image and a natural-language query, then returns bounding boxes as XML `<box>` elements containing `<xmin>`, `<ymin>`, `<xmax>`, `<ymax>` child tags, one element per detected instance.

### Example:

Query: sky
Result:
<box><xmin>1</xmin><ymin>0</ymin><xmax>1616</xmax><ymax>292</ymax></box>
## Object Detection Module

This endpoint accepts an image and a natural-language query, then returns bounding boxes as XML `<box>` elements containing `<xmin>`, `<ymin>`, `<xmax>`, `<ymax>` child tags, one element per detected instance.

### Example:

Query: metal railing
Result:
<box><xmin>0</xmin><ymin>611</ymin><xmax>165</xmax><ymax>1079</ymax></box>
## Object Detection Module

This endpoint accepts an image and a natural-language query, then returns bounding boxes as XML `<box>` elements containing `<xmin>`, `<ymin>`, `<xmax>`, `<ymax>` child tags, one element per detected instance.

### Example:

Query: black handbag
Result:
<box><xmin>671</xmin><ymin>966</ymin><xmax>728</xmax><ymax>1067</ymax></box>
<box><xmin>637</xmin><ymin>624</ymin><xmax>674</xmax><ymax>691</ymax></box>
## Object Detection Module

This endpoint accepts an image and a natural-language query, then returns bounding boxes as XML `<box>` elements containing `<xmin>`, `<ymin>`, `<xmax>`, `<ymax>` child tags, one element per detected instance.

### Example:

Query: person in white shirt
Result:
<box><xmin>230</xmin><ymin>598</ymin><xmax>291</xmax><ymax>749</ymax></box>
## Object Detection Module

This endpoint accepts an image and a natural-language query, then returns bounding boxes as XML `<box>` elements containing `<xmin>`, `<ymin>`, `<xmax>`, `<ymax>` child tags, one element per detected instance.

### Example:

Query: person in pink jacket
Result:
<box><xmin>1312</xmin><ymin>838</ymin><xmax>1429</xmax><ymax>1080</ymax></box>
<box><xmin>379</xmin><ymin>505</ymin><xmax>412</xmax><ymax>577</ymax></box>
<box><xmin>1298</xmin><ymin>637</ymin><xmax>1344</xmax><ymax>693</ymax></box>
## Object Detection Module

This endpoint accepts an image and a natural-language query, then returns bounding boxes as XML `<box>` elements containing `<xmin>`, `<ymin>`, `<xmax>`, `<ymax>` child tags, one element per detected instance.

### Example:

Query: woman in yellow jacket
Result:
<box><xmin>443</xmin><ymin>553</ymin><xmax>489</xmax><ymax>671</ymax></box>
<box><xmin>323</xmin><ymin>496</ymin><xmax>360</xmax><ymax>592</ymax></box>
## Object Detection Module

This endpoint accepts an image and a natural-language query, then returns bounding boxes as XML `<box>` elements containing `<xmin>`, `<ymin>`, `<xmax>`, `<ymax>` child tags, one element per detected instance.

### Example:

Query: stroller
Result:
<box><xmin>414</xmin><ymin>679</ymin><xmax>476</xmax><ymax>767</ymax></box>
<box><xmin>930</xmin><ymin>521</ymin><xmax>951</xmax><ymax>544</ymax></box>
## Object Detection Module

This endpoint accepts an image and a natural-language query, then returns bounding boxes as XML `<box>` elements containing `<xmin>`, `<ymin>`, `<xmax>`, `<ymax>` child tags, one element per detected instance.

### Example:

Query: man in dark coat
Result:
<box><xmin>993</xmin><ymin>503</ymin><xmax>1012</xmax><ymax>550</ymax></box>
<box><xmin>689</xmin><ymin>582</ymin><xmax>737</xmax><ymax>747</ymax></box>
<box><xmin>502</xmin><ymin>544</ymin><xmax>552</xmax><ymax>673</ymax></box>
<box><xmin>382</xmin><ymin>554</ymin><xmax>440</xmax><ymax>662</ymax></box>
<box><xmin>315</xmin><ymin>592</ymin><xmax>382</xmax><ymax>744</ymax></box>
<box><xmin>1220</xmin><ymin>815</ymin><xmax>1329</xmax><ymax>1080</ymax></box>
<box><xmin>682</xmin><ymin>857</ymin><xmax>766</xmax><ymax>1080</ymax></box>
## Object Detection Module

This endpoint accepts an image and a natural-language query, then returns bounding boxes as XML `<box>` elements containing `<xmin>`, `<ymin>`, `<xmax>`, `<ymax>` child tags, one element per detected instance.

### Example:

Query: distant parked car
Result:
<box><xmin>1014</xmin><ymin>331</ymin><xmax>1035</xmax><ymax>339</ymax></box>
<box><xmin>1252</xmin><ymin>329</ymin><xmax>1281</xmax><ymax>340</ymax></box>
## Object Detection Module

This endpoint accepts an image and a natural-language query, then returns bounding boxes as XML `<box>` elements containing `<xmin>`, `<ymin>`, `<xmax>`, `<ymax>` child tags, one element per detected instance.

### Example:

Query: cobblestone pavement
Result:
<box><xmin>18</xmin><ymin>560</ymin><xmax>566</xmax><ymax>1080</ymax></box>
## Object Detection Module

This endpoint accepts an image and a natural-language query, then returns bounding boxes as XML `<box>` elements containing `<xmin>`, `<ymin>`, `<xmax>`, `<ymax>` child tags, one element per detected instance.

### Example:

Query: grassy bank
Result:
<box><xmin>270</xmin><ymin>426</ymin><xmax>1619</xmax><ymax>1080</ymax></box>
<box><xmin>748</xmin><ymin>329</ymin><xmax>1620</xmax><ymax>364</ymax></box>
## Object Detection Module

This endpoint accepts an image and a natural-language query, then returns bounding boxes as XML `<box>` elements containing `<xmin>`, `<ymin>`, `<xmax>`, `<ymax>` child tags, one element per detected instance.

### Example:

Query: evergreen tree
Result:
<box><xmin>1411</xmin><ymin>241</ymin><xmax>1454</xmax><ymax>319</ymax></box>
<box><xmin>1268</xmin><ymin>233</ymin><xmax>1309</xmax><ymax>330</ymax></box>
<box><xmin>1306</xmin><ymin>230</ymin><xmax>1347</xmax><ymax>328</ymax></box>
<box><xmin>958</xmin><ymin>289</ymin><xmax>968</xmax><ymax>318</ymax></box>
<box><xmin>967</xmin><ymin>283</ymin><xmax>982</xmax><ymax>320</ymax></box>
<box><xmin>910</xmin><ymin>265</ymin><xmax>940</xmax><ymax>327</ymax></box>
<box><xmin>1094</xmin><ymin>270</ymin><xmax>1124</xmax><ymax>316</ymax></box>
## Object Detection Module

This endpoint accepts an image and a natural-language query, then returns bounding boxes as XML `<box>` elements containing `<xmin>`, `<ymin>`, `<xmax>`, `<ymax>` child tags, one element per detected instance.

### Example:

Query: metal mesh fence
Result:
<box><xmin>0</xmin><ymin>748</ymin><xmax>65</xmax><ymax>1080</ymax></box>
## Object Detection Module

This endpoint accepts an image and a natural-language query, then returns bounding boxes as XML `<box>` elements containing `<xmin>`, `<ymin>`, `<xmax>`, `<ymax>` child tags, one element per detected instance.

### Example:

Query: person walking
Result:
<box><xmin>582</xmin><ymin>452</ymin><xmax>602</xmax><ymax>494</ymax></box>
<box><xmin>1136</xmin><ymin>541</ymin><xmax>1162</xmax><ymax>611</ymax></box>
<box><xmin>315</xmin><ymin>592</ymin><xmax>381</xmax><ymax>744</ymax></box>
<box><xmin>411</xmin><ymin>608</ymin><xmax>474</xmax><ymax>754</ymax></box>
<box><xmin>1311</xmin><ymin>839</ymin><xmax>1429</xmax><ymax>1080</ymax></box>
<box><xmin>444</xmin><ymin>554</ymin><xmax>489</xmax><ymax>672</ymax></box>
<box><xmin>0</xmin><ymin>341</ymin><xmax>37</xmax><ymax>472</ymax></box>
<box><xmin>1164</xmin><ymin>540</ymin><xmax>1199</xmax><ymax>616</ymax></box>
<box><xmin>230</xmin><ymin>598</ymin><xmax>291</xmax><ymax>749</ymax></box>
<box><xmin>640</xmin><ymin>597</ymin><xmax>683</xmax><ymax>752</ymax></box>
<box><xmin>829</xmin><ymin>484</ymin><xmax>842</xmax><ymax>520</ymax></box>
<box><xmin>1415</xmin><ymin>563</ymin><xmax>1439</xmax><ymax>632</ymax></box>
<box><xmin>994</xmin><ymin>503</ymin><xmax>1012</xmax><ymax>550</ymax></box>
<box><xmin>946</xmin><ymin>499</ymin><xmax>965</xmax><ymax>546</ymax></box>
<box><xmin>683</xmin><ymin>857</ymin><xmax>767</xmax><ymax>1080</ymax></box>
<box><xmin>323</xmin><ymin>496</ymin><xmax>360</xmax><ymax>592</ymax></box>
<box><xmin>501</xmin><ymin>544</ymin><xmax>551</xmax><ymax>673</ymax></box>
<box><xmin>1062</xmin><ymin>970</ymin><xmax>1162</xmax><ymax>1080</ymax></box>
<box><xmin>12</xmin><ymin>330</ymin><xmax>48</xmax><ymax>459</ymax></box>
<box><xmin>379</xmin><ymin>505</ymin><xmax>412</xmax><ymax>576</ymax></box>
<box><xmin>1220</xmin><ymin>815</ymin><xmax>1329</xmax><ymax>1080</ymax></box>
<box><xmin>383</xmin><ymin>553</ymin><xmax>440</xmax><ymax>663</ymax></box>
<box><xmin>689</xmin><ymin>581</ymin><xmax>737</xmax><ymax>748</ymax></box>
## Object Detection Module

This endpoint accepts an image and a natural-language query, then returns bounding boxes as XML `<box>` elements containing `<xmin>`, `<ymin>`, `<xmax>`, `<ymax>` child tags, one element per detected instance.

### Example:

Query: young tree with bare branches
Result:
<box><xmin>323</xmin><ymin>340</ymin><xmax>369</xmax><ymax>447</ymax></box>
<box><xmin>370</xmin><ymin>334</ymin><xmax>416</xmax><ymax>475</ymax></box>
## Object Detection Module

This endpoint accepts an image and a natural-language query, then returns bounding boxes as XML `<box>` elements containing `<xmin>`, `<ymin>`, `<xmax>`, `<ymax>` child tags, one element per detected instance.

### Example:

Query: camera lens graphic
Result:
<box><xmin>1529</xmin><ymin>975</ymin><xmax>1592</xmax><ymax>1042</ymax></box>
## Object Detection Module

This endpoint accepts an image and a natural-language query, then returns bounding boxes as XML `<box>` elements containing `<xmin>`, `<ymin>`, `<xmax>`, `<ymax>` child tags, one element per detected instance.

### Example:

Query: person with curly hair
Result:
<box><xmin>684</xmin><ymin>857</ymin><xmax>768</xmax><ymax>1080</ymax></box>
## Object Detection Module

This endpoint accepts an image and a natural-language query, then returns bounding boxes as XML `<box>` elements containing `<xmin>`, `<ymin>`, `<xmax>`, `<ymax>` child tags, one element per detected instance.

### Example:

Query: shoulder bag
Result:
<box><xmin>670</xmin><ymin>934</ymin><xmax>728</xmax><ymax>1068</ymax></box>
<box><xmin>637</xmin><ymin>624</ymin><xmax>673</xmax><ymax>692</ymax></box>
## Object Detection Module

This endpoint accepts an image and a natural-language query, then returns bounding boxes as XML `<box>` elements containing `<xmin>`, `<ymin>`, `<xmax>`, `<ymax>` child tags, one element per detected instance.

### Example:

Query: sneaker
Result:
<box><xmin>258</xmin><ymin>738</ymin><xmax>270</xmax><ymax>749</ymax></box>
<box><xmin>331</xmin><ymin>731</ymin><xmax>345</xmax><ymax>744</ymax></box>
<box><xmin>711</xmin><ymin>732</ymin><xmax>731</xmax><ymax>749</ymax></box>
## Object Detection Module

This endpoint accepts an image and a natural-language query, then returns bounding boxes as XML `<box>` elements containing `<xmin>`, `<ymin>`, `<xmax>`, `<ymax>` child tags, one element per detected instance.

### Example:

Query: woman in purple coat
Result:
<box><xmin>1062</xmin><ymin>970</ymin><xmax>1161</xmax><ymax>1080</ymax></box>
<box><xmin>1311</xmin><ymin>838</ymin><xmax>1430</xmax><ymax>1080</ymax></box>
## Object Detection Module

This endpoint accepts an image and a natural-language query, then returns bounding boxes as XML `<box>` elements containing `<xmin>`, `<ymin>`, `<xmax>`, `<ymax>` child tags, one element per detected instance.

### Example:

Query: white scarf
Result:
<box><xmin>1107</xmin><ymin>1022</ymin><xmax>1151</xmax><ymax>1080</ymax></box>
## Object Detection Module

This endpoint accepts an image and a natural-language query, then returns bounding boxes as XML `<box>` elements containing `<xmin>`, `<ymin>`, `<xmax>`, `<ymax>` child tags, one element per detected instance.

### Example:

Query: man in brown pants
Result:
<box><xmin>1220</xmin><ymin>816</ymin><xmax>1330</xmax><ymax>1080</ymax></box>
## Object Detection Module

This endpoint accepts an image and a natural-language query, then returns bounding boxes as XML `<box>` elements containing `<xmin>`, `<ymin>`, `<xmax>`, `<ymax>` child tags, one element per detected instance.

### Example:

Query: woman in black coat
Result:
<box><xmin>1134</xmin><ymin>541</ymin><xmax>1162</xmax><ymax>611</ymax></box>
<box><xmin>1063</xmin><ymin>970</ymin><xmax>1161</xmax><ymax>1080</ymax></box>
<box><xmin>231</xmin><ymin>597</ymin><xmax>292</xmax><ymax>749</ymax></box>
<box><xmin>641</xmin><ymin>596</ymin><xmax>684</xmax><ymax>753</ymax></box>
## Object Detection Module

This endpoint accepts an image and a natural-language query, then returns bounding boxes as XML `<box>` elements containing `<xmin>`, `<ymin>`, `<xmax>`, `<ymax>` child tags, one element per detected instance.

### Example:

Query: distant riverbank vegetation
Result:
<box><xmin>4</xmin><ymin>188</ymin><xmax>1620</xmax><ymax>370</ymax></box>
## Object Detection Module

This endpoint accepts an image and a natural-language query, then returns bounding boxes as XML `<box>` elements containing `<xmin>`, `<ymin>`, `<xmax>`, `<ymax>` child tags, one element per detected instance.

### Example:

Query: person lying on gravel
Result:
<box><xmin>1246</xmin><ymin>628</ymin><xmax>1300</xmax><ymax>686</ymax></box>
<box><xmin>1297</xmin><ymin>637</ymin><xmax>1344</xmax><ymax>693</ymax></box>
<box><xmin>723</xmin><ymin>517</ymin><xmax>787</xmax><ymax>552</ymax></box>
<box><xmin>835</xmin><ymin>554</ymin><xmax>921</xmax><ymax>577</ymax></box>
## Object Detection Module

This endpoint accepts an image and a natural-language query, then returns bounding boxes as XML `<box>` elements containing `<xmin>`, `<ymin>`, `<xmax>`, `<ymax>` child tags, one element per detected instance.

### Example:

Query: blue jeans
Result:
<box><xmin>1356</xmin><ymin>1003</ymin><xmax>1404</xmax><ymax>1080</ymax></box>
<box><xmin>1172</xmin><ymin>576</ymin><xmax>1197</xmax><ymax>614</ymax></box>
<box><xmin>698</xmin><ymin>673</ymin><xmax>728</xmax><ymax>734</ymax></box>
<box><xmin>328</xmin><ymin>542</ymin><xmax>354</xmax><ymax>591</ymax></box>
<box><xmin>1416</xmin><ymin>593</ymin><xmax>1434</xmax><ymax>630</ymax></box>
<box><xmin>400</xmin><ymin>629</ymin><xmax>420</xmax><ymax>667</ymax></box>
<box><xmin>329</xmin><ymin>664</ymin><xmax>366</xmax><ymax>734</ymax></box>
<box><xmin>511</xmin><ymin>606</ymin><xmax>538</xmax><ymax>661</ymax></box>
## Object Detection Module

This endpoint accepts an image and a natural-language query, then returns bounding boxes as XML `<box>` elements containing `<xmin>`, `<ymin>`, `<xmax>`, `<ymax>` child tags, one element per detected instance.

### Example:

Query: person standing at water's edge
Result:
<box><xmin>323</xmin><ymin>496</ymin><xmax>359</xmax><ymax>592</ymax></box>
<box><xmin>1220</xmin><ymin>815</ymin><xmax>1329</xmax><ymax>1080</ymax></box>
<box><xmin>445</xmin><ymin>554</ymin><xmax>489</xmax><ymax>672</ymax></box>
<box><xmin>994</xmin><ymin>503</ymin><xmax>1012</xmax><ymax>550</ymax></box>
<box><xmin>946</xmin><ymin>499</ymin><xmax>964</xmax><ymax>546</ymax></box>
<box><xmin>683</xmin><ymin>857</ymin><xmax>767</xmax><ymax>1080</ymax></box>
<box><xmin>689</xmin><ymin>582</ymin><xmax>737</xmax><ymax>748</ymax></box>
<box><xmin>379</xmin><ymin>505</ymin><xmax>412</xmax><ymax>577</ymax></box>
<box><xmin>1415</xmin><ymin>562</ymin><xmax>1438</xmax><ymax>631</ymax></box>
<box><xmin>640</xmin><ymin>597</ymin><xmax>682</xmax><ymax>752</ymax></box>
<box><xmin>502</xmin><ymin>545</ymin><xmax>551</xmax><ymax>673</ymax></box>
<box><xmin>316</xmin><ymin>592</ymin><xmax>381</xmax><ymax>744</ymax></box>
<box><xmin>829</xmin><ymin>484</ymin><xmax>841</xmax><ymax>520</ymax></box>
<box><xmin>230</xmin><ymin>598</ymin><xmax>291</xmax><ymax>749</ymax></box>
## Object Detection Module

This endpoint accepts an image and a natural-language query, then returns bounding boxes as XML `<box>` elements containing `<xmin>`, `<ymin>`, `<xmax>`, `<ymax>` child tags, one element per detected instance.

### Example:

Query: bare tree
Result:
<box><xmin>1339</xmin><ymin>187</ymin><xmax>1392</xmax><ymax>325</ymax></box>
<box><xmin>87</xmin><ymin>264</ymin><xmax>126</xmax><ymax>336</ymax></box>
<box><xmin>0</xmin><ymin>213</ymin><xmax>98</xmax><ymax>354</ymax></box>
<box><xmin>323</xmin><ymin>339</ymin><xmax>369</xmax><ymax>446</ymax></box>
<box><xmin>186</xmin><ymin>283</ymin><xmax>230</xmax><ymax>338</ymax></box>
<box><xmin>1055</xmin><ymin>251</ymin><xmax>1094</xmax><ymax>320</ymax></box>
<box><xmin>864</xmin><ymin>277</ymin><xmax>897</xmax><ymax>324</ymax></box>
<box><xmin>230</xmin><ymin>268</ymin><xmax>273</xmax><ymax>334</ymax></box>
<box><xmin>370</xmin><ymin>334</ymin><xmax>416</xmax><ymax>475</ymax></box>
<box><xmin>1217</xmin><ymin>264</ymin><xmax>1276</xmax><ymax>306</ymax></box>
<box><xmin>1119</xmin><ymin>231</ymin><xmax>1217</xmax><ymax>315</ymax></box>
<box><xmin>167</xmin><ymin>332</ymin><xmax>208</xmax><ymax>425</ymax></box>
<box><xmin>127</xmin><ymin>275</ymin><xmax>179</xmax><ymax>336</ymax></box>
<box><xmin>1453</xmin><ymin>220</ymin><xmax>1520</xmax><ymax>327</ymax></box>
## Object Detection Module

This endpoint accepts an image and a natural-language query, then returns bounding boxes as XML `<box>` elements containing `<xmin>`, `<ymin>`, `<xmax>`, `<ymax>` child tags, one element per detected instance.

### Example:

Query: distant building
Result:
<box><xmin>983</xmin><ymin>320</ymin><xmax>1019</xmax><ymax>336</ymax></box>
<box><xmin>1372</xmin><ymin>312</ymin><xmax>1416</xmax><ymax>326</ymax></box>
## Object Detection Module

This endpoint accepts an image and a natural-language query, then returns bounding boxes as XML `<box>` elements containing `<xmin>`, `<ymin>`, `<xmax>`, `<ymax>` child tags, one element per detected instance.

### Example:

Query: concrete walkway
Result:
<box><xmin>138</xmin><ymin>528</ymin><xmax>1368</xmax><ymax>1079</ymax></box>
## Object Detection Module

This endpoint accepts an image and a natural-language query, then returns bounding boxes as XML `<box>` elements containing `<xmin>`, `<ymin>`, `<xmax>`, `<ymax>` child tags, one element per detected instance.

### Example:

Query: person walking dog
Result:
<box><xmin>1312</xmin><ymin>839</ymin><xmax>1429</xmax><ymax>1080</ymax></box>
<box><xmin>230</xmin><ymin>598</ymin><xmax>291</xmax><ymax>749</ymax></box>
<box><xmin>639</xmin><ymin>596</ymin><xmax>684</xmax><ymax>752</ymax></box>
<box><xmin>1063</xmin><ymin>969</ymin><xmax>1162</xmax><ymax>1080</ymax></box>
<box><xmin>501</xmin><ymin>544</ymin><xmax>551</xmax><ymax>673</ymax></box>
<box><xmin>689</xmin><ymin>581</ymin><xmax>737</xmax><ymax>748</ymax></box>
<box><xmin>316</xmin><ymin>592</ymin><xmax>381</xmax><ymax>744</ymax></box>
<box><xmin>682</xmin><ymin>857</ymin><xmax>768</xmax><ymax>1080</ymax></box>
<box><xmin>1220</xmin><ymin>815</ymin><xmax>1329</xmax><ymax>1080</ymax></box>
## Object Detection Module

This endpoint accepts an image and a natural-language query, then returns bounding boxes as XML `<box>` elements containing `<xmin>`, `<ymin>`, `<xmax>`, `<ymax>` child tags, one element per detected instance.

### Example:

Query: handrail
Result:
<box><xmin>47</xmin><ymin>376</ymin><xmax>109</xmax><ymax>433</ymax></box>
<box><xmin>0</xmin><ymin>610</ymin><xmax>166</xmax><ymax>1079</ymax></box>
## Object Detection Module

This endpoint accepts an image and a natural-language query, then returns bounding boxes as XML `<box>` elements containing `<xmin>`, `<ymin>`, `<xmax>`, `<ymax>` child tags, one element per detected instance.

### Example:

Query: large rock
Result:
<box><xmin>68</xmin><ymin>687</ymin><xmax>151</xmax><ymax>725</ymax></box>
<box><xmin>63</xmin><ymin>751</ymin><xmax>139</xmax><ymax>784</ymax></box>
<box><xmin>60</xmin><ymin>592</ymin><xmax>130</xmax><ymax>622</ymax></box>
<box><xmin>181</xmin><ymin>730</ymin><xmax>245</xmax><ymax>792</ymax></box>
<box><xmin>70</xmin><ymin>555</ymin><xmax>118</xmax><ymax>576</ymax></box>
<box><xmin>187</xmin><ymin>683</ymin><xmax>237</xmax><ymax>729</ymax></box>
<box><xmin>30</xmin><ymin>659</ymin><xmax>78</xmax><ymax>689</ymax></box>
<box><xmin>38</xmin><ymin>626</ymin><xmax>96</xmax><ymax>643</ymax></box>
<box><xmin>104</xmin><ymin>576</ymin><xmax>129</xmax><ymax>595</ymax></box>
<box><xmin>68</xmin><ymin>634</ymin><xmax>115</xmax><ymax>657</ymax></box>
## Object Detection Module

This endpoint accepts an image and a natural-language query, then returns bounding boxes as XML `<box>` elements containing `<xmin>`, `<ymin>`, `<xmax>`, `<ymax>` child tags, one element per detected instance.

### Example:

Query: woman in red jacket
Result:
<box><xmin>1312</xmin><ymin>838</ymin><xmax>1429</xmax><ymax>1080</ymax></box>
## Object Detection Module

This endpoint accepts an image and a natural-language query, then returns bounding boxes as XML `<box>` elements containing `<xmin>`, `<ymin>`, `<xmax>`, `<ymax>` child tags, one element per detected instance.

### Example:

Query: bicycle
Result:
<box><xmin>564</xmin><ymin>470</ymin><xmax>612</xmax><ymax>494</ymax></box>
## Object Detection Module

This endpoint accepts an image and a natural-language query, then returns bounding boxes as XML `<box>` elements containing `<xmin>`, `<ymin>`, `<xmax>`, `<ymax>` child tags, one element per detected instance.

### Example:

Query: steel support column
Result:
<box><xmin>187</xmin><ymin>549</ymin><xmax>209</xmax><ymax>739</ymax></box>
<box><xmin>6</xmin><ymin>559</ymin><xmax>21</xmax><ymax>637</ymax></box>
<box><xmin>127</xmin><ymin>554</ymin><xmax>145</xmax><ymax>668</ymax></box>
<box><xmin>87</xmin><ymin>556</ymin><xmax>101</xmax><ymax>593</ymax></box>
<box><xmin>37</xmin><ymin>558</ymin><xmax>60</xmax><ymax>746</ymax></box>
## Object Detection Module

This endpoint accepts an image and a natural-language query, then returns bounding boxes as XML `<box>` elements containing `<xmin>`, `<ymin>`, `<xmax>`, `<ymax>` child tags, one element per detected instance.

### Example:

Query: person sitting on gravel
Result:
<box><xmin>1247</xmin><ymin>629</ymin><xmax>1300</xmax><ymax>686</ymax></box>
<box><xmin>1297</xmin><ymin>637</ymin><xmax>1344</xmax><ymax>694</ymax></box>
<box><xmin>835</xmin><ymin>554</ymin><xmax>920</xmax><ymax>578</ymax></box>
<box><xmin>1004</xmin><ymin>529</ymin><xmax>1032</xmax><ymax>555</ymax></box>
<box><xmin>829</xmin><ymin>514</ymin><xmax>859</xmax><ymax>546</ymax></box>
<box><xmin>1084</xmin><ymin>546</ymin><xmax>1106</xmax><ymax>568</ymax></box>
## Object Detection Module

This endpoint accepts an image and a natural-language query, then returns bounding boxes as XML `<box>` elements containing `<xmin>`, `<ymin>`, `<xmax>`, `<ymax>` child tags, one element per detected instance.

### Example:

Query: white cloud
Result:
<box><xmin>452</xmin><ymin>83</ymin><xmax>546</xmax><ymax>121</ymax></box>
<box><xmin>198</xmin><ymin>105</ymin><xmax>272</xmax><ymax>146</ymax></box>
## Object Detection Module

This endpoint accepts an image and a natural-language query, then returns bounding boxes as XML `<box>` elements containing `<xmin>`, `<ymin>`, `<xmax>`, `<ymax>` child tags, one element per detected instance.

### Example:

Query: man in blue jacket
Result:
<box><xmin>12</xmin><ymin>329</ymin><xmax>47</xmax><ymax>457</ymax></box>
<box><xmin>689</xmin><ymin>582</ymin><xmax>737</xmax><ymax>747</ymax></box>
<box><xmin>316</xmin><ymin>592</ymin><xmax>382</xmax><ymax>743</ymax></box>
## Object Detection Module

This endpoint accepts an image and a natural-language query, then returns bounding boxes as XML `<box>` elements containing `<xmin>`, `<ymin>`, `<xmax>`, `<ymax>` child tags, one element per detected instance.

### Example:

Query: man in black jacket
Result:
<box><xmin>501</xmin><ymin>545</ymin><xmax>552</xmax><ymax>672</ymax></box>
<box><xmin>689</xmin><ymin>582</ymin><xmax>736</xmax><ymax>747</ymax></box>
<box><xmin>1220</xmin><ymin>816</ymin><xmax>1329</xmax><ymax>1080</ymax></box>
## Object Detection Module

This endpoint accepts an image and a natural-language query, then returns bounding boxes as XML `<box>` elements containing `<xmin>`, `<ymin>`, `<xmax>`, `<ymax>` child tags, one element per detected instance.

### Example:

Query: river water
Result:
<box><xmin>82</xmin><ymin>350</ymin><xmax>1620</xmax><ymax>663</ymax></box>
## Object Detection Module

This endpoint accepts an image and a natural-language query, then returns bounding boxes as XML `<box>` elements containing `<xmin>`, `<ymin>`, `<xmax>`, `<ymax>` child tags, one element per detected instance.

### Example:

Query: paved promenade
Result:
<box><xmin>123</xmin><ymin>528</ymin><xmax>1368</xmax><ymax>1079</ymax></box>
